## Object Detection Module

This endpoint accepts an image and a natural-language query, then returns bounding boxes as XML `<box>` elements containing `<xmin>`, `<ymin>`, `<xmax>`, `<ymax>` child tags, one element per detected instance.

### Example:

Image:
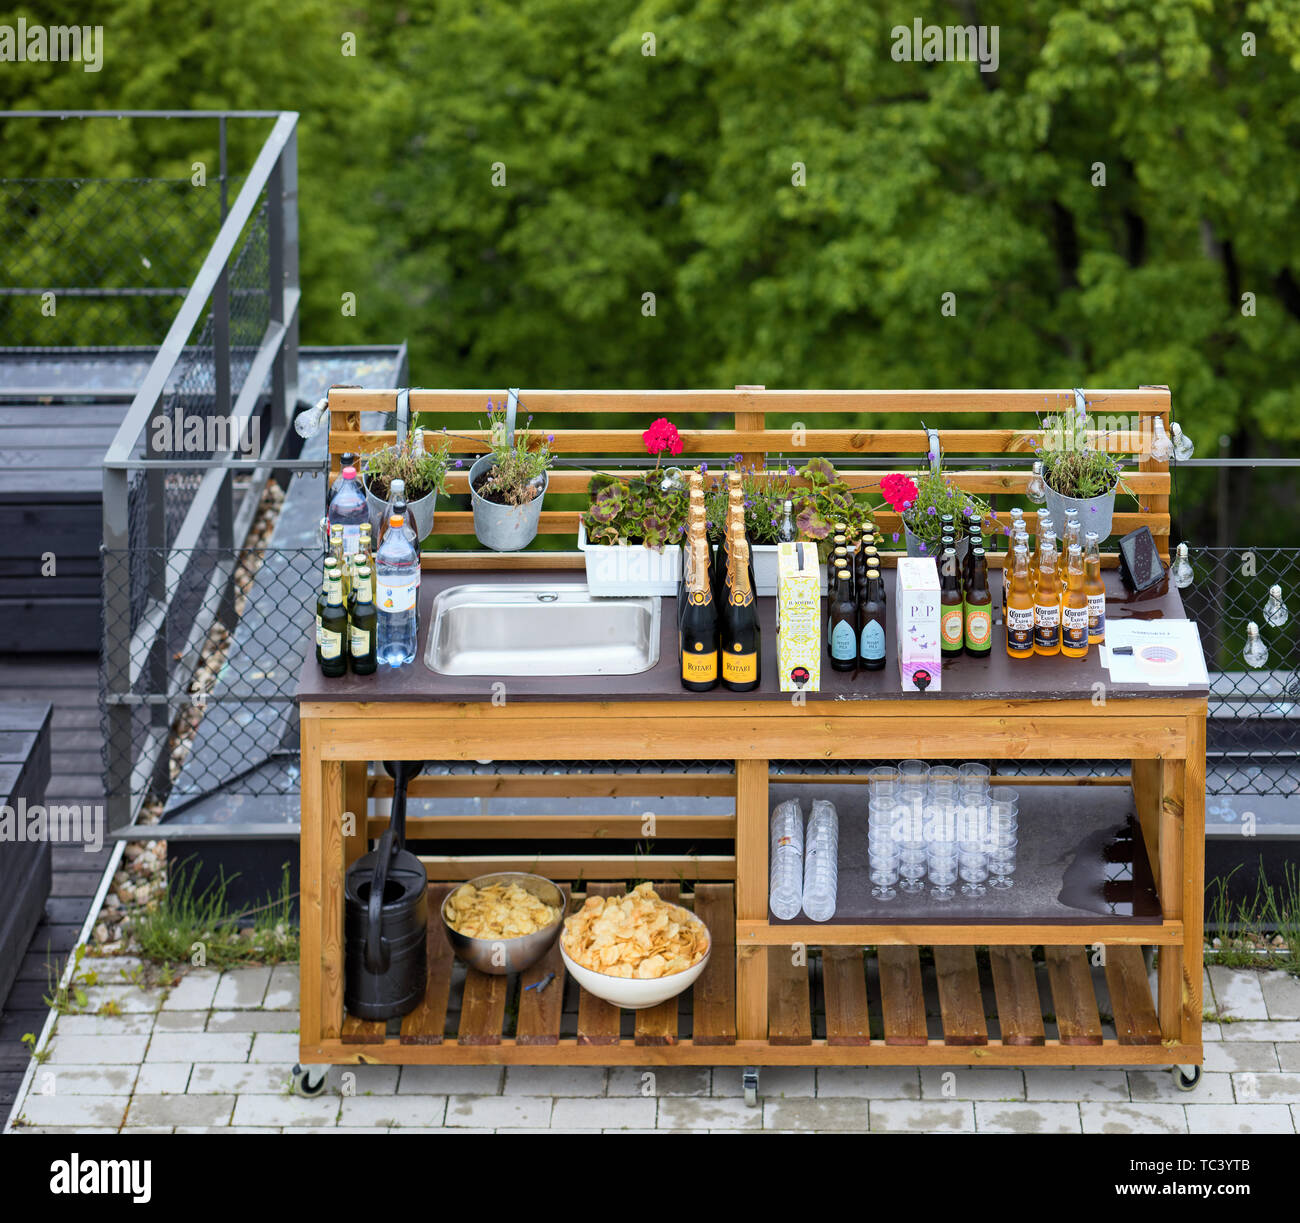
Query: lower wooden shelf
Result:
<box><xmin>307</xmin><ymin>881</ymin><xmax>1197</xmax><ymax>1068</ymax></box>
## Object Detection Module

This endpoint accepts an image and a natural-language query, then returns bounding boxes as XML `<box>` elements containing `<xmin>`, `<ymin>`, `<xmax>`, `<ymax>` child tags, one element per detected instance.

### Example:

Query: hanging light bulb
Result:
<box><xmin>295</xmin><ymin>396</ymin><xmax>329</xmax><ymax>439</ymax></box>
<box><xmin>1263</xmin><ymin>584</ymin><xmax>1290</xmax><ymax>629</ymax></box>
<box><xmin>1026</xmin><ymin>460</ymin><xmax>1047</xmax><ymax>505</ymax></box>
<box><xmin>1171</xmin><ymin>542</ymin><xmax>1194</xmax><ymax>589</ymax></box>
<box><xmin>1243</xmin><ymin>621</ymin><xmax>1269</xmax><ymax>669</ymax></box>
<box><xmin>1171</xmin><ymin>421</ymin><xmax>1195</xmax><ymax>461</ymax></box>
<box><xmin>1148</xmin><ymin>418</ymin><xmax>1174</xmax><ymax>462</ymax></box>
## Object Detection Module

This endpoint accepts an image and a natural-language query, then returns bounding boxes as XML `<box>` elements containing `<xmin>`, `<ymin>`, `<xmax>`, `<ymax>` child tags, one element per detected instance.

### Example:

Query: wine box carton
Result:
<box><xmin>776</xmin><ymin>541</ymin><xmax>821</xmax><ymax>692</ymax></box>
<box><xmin>895</xmin><ymin>556</ymin><xmax>942</xmax><ymax>693</ymax></box>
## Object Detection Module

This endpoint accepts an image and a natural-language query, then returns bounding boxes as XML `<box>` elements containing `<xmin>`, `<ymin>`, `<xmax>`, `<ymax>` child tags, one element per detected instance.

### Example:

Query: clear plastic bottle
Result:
<box><xmin>802</xmin><ymin>799</ymin><xmax>839</xmax><ymax>922</ymax></box>
<box><xmin>769</xmin><ymin>799</ymin><xmax>804</xmax><ymax>921</ymax></box>
<box><xmin>328</xmin><ymin>465</ymin><xmax>369</xmax><ymax>560</ymax></box>
<box><xmin>375</xmin><ymin>513</ymin><xmax>420</xmax><ymax>666</ymax></box>
<box><xmin>380</xmin><ymin>477</ymin><xmax>418</xmax><ymax>545</ymax></box>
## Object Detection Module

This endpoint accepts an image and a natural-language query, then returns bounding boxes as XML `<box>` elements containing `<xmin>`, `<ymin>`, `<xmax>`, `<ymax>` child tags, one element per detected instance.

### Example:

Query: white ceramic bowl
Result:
<box><xmin>558</xmin><ymin>927</ymin><xmax>711</xmax><ymax>1010</ymax></box>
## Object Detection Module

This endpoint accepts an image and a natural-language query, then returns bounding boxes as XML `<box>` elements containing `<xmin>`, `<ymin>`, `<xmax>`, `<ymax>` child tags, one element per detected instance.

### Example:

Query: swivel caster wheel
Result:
<box><xmin>291</xmin><ymin>1063</ymin><xmax>329</xmax><ymax>1097</ymax></box>
<box><xmin>742</xmin><ymin>1068</ymin><xmax>759</xmax><ymax>1107</ymax></box>
<box><xmin>1172</xmin><ymin>1064</ymin><xmax>1202</xmax><ymax>1092</ymax></box>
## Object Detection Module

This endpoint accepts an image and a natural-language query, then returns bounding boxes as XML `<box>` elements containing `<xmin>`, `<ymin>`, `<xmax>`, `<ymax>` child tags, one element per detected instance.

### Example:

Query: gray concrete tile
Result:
<box><xmin>1080</xmin><ymin>1103</ymin><xmax>1187</xmax><ymax>1134</ymax></box>
<box><xmin>975</xmin><ymin>1102</ymin><xmax>1081</xmax><ymax>1133</ymax></box>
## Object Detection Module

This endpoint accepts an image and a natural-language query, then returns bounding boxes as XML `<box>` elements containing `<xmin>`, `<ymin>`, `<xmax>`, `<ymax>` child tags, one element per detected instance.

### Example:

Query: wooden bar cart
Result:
<box><xmin>296</xmin><ymin>386</ymin><xmax>1208</xmax><ymax>1098</ymax></box>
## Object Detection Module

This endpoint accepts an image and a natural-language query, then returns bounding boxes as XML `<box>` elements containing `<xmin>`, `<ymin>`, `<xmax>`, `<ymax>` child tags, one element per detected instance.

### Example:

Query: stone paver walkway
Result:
<box><xmin>4</xmin><ymin>960</ymin><xmax>1298</xmax><ymax>1133</ymax></box>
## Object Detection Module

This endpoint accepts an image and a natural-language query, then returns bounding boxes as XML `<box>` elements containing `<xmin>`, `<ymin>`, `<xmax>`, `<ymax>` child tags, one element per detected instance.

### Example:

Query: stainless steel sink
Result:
<box><xmin>424</xmin><ymin>584</ymin><xmax>661</xmax><ymax>676</ymax></box>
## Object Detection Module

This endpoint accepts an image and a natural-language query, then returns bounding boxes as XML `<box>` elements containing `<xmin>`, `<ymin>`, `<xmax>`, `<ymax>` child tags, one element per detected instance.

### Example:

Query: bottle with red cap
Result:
<box><xmin>327</xmin><ymin>464</ymin><xmax>369</xmax><ymax>561</ymax></box>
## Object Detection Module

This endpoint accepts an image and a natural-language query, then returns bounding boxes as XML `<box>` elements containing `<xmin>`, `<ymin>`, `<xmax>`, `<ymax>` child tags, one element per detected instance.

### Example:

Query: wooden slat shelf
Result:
<box><xmin>330</xmin><ymin>888</ymin><xmax>1179</xmax><ymax>1064</ymax></box>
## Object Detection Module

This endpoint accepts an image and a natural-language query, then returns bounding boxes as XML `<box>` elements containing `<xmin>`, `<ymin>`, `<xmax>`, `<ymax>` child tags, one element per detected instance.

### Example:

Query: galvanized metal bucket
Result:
<box><xmin>470</xmin><ymin>454</ymin><xmax>547</xmax><ymax>551</ymax></box>
<box><xmin>1044</xmin><ymin>482</ymin><xmax>1117</xmax><ymax>542</ymax></box>
<box><xmin>363</xmin><ymin>477</ymin><xmax>436</xmax><ymax>541</ymax></box>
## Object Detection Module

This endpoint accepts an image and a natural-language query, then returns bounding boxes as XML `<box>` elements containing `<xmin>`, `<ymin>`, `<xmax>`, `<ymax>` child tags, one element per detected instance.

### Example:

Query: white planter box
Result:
<box><xmin>577</xmin><ymin>521</ymin><xmax>681</xmax><ymax>596</ymax></box>
<box><xmin>578</xmin><ymin>524</ymin><xmax>828</xmax><ymax>598</ymax></box>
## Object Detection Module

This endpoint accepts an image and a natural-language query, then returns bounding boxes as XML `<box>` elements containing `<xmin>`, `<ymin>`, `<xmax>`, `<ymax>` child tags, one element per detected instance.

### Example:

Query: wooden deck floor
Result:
<box><xmin>0</xmin><ymin>654</ymin><xmax>110</xmax><ymax>1118</ymax></box>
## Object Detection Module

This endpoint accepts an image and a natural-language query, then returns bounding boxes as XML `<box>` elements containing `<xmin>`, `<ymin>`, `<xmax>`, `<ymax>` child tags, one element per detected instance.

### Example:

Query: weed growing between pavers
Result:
<box><xmin>1205</xmin><ymin>862</ymin><xmax>1299</xmax><ymax>977</ymax></box>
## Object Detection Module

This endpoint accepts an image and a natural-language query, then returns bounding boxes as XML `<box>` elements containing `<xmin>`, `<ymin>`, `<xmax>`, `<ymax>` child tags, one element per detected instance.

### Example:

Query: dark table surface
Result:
<box><xmin>297</xmin><ymin>567</ymin><xmax>1209</xmax><ymax>704</ymax></box>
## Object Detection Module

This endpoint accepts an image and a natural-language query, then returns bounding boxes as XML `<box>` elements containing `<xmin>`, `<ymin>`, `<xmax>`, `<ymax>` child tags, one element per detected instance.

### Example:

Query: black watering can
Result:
<box><xmin>343</xmin><ymin>759</ymin><xmax>428</xmax><ymax>1021</ymax></box>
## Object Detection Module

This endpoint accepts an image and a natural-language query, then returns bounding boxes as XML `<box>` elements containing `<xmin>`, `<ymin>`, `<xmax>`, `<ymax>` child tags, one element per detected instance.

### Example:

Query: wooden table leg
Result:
<box><xmin>1181</xmin><ymin>712</ymin><xmax>1206</xmax><ymax>1049</ymax></box>
<box><xmin>735</xmin><ymin>758</ymin><xmax>769</xmax><ymax>1041</ymax></box>
<box><xmin>299</xmin><ymin>714</ymin><xmax>323</xmax><ymax>1051</ymax></box>
<box><xmin>344</xmin><ymin>759</ymin><xmax>368</xmax><ymax>870</ymax></box>
<box><xmin>1156</xmin><ymin>751</ymin><xmax>1186</xmax><ymax>1044</ymax></box>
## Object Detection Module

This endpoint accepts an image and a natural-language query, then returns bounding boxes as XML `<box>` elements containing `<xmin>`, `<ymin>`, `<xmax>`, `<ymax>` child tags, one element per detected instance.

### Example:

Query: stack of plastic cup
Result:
<box><xmin>803</xmin><ymin>799</ymin><xmax>839</xmax><ymax>921</ymax></box>
<box><xmin>894</xmin><ymin>795</ymin><xmax>927</xmax><ymax>895</ymax></box>
<box><xmin>957</xmin><ymin>795</ymin><xmax>990</xmax><ymax>897</ymax></box>
<box><xmin>867</xmin><ymin>768</ymin><xmax>901</xmax><ymax>900</ymax></box>
<box><xmin>985</xmin><ymin>790</ymin><xmax>1019</xmax><ymax>890</ymax></box>
<box><xmin>769</xmin><ymin>799</ymin><xmax>804</xmax><ymax>920</ymax></box>
<box><xmin>924</xmin><ymin>798</ymin><xmax>959</xmax><ymax>900</ymax></box>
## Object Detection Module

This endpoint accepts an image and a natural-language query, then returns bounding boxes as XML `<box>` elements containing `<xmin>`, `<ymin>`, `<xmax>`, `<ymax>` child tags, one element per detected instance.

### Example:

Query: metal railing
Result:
<box><xmin>83</xmin><ymin>110</ymin><xmax>309</xmax><ymax>829</ymax></box>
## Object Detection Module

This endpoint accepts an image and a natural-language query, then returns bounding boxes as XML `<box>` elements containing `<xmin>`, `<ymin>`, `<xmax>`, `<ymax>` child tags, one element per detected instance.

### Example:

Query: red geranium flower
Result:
<box><xmin>880</xmin><ymin>473</ymin><xmax>918</xmax><ymax>513</ymax></box>
<box><xmin>643</xmin><ymin>417</ymin><xmax>683</xmax><ymax>458</ymax></box>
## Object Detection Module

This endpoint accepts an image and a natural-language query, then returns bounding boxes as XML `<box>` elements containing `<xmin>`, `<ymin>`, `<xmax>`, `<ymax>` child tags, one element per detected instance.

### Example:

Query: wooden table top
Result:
<box><xmin>296</xmin><ymin>567</ymin><xmax>1208</xmax><ymax>706</ymax></box>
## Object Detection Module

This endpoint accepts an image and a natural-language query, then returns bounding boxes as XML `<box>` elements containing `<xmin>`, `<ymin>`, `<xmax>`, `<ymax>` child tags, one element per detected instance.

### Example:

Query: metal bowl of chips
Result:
<box><xmin>440</xmin><ymin>872</ymin><xmax>565</xmax><ymax>976</ymax></box>
<box><xmin>558</xmin><ymin>884</ymin><xmax>712</xmax><ymax>1010</ymax></box>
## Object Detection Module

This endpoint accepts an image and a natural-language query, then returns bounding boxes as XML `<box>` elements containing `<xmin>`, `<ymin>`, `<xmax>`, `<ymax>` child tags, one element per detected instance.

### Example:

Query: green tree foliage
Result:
<box><xmin>3</xmin><ymin>0</ymin><xmax>1298</xmax><ymax>539</ymax></box>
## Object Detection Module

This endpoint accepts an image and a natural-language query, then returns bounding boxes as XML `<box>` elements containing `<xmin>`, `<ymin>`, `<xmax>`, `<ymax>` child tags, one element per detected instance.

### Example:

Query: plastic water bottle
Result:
<box><xmin>802</xmin><ymin>799</ymin><xmax>839</xmax><ymax>922</ymax></box>
<box><xmin>375</xmin><ymin>514</ymin><xmax>420</xmax><ymax>666</ymax></box>
<box><xmin>328</xmin><ymin>465</ymin><xmax>369</xmax><ymax>561</ymax></box>
<box><xmin>769</xmin><ymin>799</ymin><xmax>804</xmax><ymax>920</ymax></box>
<box><xmin>382</xmin><ymin>479</ymin><xmax>418</xmax><ymax>545</ymax></box>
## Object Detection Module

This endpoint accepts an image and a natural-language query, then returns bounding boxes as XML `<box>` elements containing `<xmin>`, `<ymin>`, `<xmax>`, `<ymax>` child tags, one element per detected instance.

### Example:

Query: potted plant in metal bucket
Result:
<box><xmin>469</xmin><ymin>398</ymin><xmax>555</xmax><ymax>551</ymax></box>
<box><xmin>361</xmin><ymin>428</ymin><xmax>450</xmax><ymax>542</ymax></box>
<box><xmin>1036</xmin><ymin>411</ymin><xmax>1129</xmax><ymax>540</ymax></box>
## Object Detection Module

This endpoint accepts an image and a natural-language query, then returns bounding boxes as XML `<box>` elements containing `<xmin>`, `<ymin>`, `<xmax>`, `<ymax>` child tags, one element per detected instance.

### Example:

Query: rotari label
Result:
<box><xmin>682</xmin><ymin>652</ymin><xmax>718</xmax><ymax>682</ymax></box>
<box><xmin>722</xmin><ymin>650</ymin><xmax>758</xmax><ymax>682</ymax></box>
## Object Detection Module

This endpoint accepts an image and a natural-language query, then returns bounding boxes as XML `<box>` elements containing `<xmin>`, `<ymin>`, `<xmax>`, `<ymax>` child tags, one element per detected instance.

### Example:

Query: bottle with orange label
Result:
<box><xmin>939</xmin><ymin>547</ymin><xmax>964</xmax><ymax>661</ymax></box>
<box><xmin>679</xmin><ymin>511</ymin><xmax>719</xmax><ymax>691</ymax></box>
<box><xmin>721</xmin><ymin>537</ymin><xmax>761</xmax><ymax>691</ymax></box>
<box><xmin>964</xmin><ymin>547</ymin><xmax>993</xmax><ymax>658</ymax></box>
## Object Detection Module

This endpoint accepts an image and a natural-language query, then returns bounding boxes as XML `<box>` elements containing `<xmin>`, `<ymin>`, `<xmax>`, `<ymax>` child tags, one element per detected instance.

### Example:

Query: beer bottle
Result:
<box><xmin>964</xmin><ymin>531</ymin><xmax>984</xmax><ymax>589</ymax></box>
<box><xmin>349</xmin><ymin>567</ymin><xmax>378</xmax><ymax>675</ymax></box>
<box><xmin>1084</xmin><ymin>530</ymin><xmax>1106</xmax><ymax>646</ymax></box>
<box><xmin>858</xmin><ymin>565</ymin><xmax>887</xmax><ymax>670</ymax></box>
<box><xmin>680</xmin><ymin>515</ymin><xmax>719</xmax><ymax>691</ymax></box>
<box><xmin>1061</xmin><ymin>544</ymin><xmax>1089</xmax><ymax>659</ymax></box>
<box><xmin>828</xmin><ymin>563</ymin><xmax>857</xmax><ymax>671</ymax></box>
<box><xmin>1033</xmin><ymin>533</ymin><xmax>1062</xmax><ymax>656</ymax></box>
<box><xmin>316</xmin><ymin>559</ymin><xmax>339</xmax><ymax>666</ymax></box>
<box><xmin>939</xmin><ymin>547</ymin><xmax>964</xmax><ymax>659</ymax></box>
<box><xmin>964</xmin><ymin>548</ymin><xmax>993</xmax><ymax>658</ymax></box>
<box><xmin>721</xmin><ymin>538</ymin><xmax>761</xmax><ymax>691</ymax></box>
<box><xmin>940</xmin><ymin>513</ymin><xmax>955</xmax><ymax>538</ymax></box>
<box><xmin>319</xmin><ymin>575</ymin><xmax>348</xmax><ymax>678</ymax></box>
<box><xmin>1005</xmin><ymin>546</ymin><xmax>1034</xmax><ymax>658</ymax></box>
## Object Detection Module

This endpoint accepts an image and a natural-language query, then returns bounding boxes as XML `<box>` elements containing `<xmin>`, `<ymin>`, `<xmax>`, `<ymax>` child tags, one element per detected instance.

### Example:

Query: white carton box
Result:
<box><xmin>776</xmin><ymin>542</ymin><xmax>821</xmax><ymax>691</ymax></box>
<box><xmin>895</xmin><ymin>556</ymin><xmax>941</xmax><ymax>693</ymax></box>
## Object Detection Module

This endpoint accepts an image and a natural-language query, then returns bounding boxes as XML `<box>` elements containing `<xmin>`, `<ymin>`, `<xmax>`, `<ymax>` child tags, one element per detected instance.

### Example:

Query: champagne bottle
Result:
<box><xmin>1084</xmin><ymin>531</ymin><xmax>1106</xmax><ymax>646</ymax></box>
<box><xmin>964</xmin><ymin>547</ymin><xmax>993</xmax><ymax>658</ymax></box>
<box><xmin>1061</xmin><ymin>544</ymin><xmax>1089</xmax><ymax>659</ymax></box>
<box><xmin>858</xmin><ymin>566</ymin><xmax>887</xmax><ymax>670</ymax></box>
<box><xmin>1005</xmin><ymin>546</ymin><xmax>1034</xmax><ymax>658</ymax></box>
<box><xmin>828</xmin><ymin>563</ymin><xmax>857</xmax><ymax>671</ymax></box>
<box><xmin>721</xmin><ymin>538</ymin><xmax>761</xmax><ymax>691</ymax></box>
<box><xmin>680</xmin><ymin>515</ymin><xmax>719</xmax><ymax>691</ymax></box>
<box><xmin>939</xmin><ymin>547</ymin><xmax>964</xmax><ymax>658</ymax></box>
<box><xmin>349</xmin><ymin>567</ymin><xmax>378</xmax><ymax>675</ymax></box>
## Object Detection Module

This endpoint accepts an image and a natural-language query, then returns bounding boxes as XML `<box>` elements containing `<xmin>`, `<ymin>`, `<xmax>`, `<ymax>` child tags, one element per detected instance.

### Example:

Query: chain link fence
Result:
<box><xmin>0</xmin><ymin>177</ymin><xmax>226</xmax><ymax>347</ymax></box>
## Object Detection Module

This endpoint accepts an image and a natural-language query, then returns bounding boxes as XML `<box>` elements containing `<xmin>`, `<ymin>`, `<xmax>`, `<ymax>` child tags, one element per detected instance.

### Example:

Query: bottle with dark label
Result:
<box><xmin>1061</xmin><ymin>543</ymin><xmax>1089</xmax><ymax>659</ymax></box>
<box><xmin>858</xmin><ymin>565</ymin><xmax>886</xmax><ymax>670</ymax></box>
<box><xmin>1033</xmin><ymin>534</ymin><xmax>1061</xmax><ymax>656</ymax></box>
<box><xmin>680</xmin><ymin>513</ymin><xmax>719</xmax><ymax>691</ymax></box>
<box><xmin>349</xmin><ymin>567</ymin><xmax>378</xmax><ymax>675</ymax></box>
<box><xmin>964</xmin><ymin>547</ymin><xmax>993</xmax><ymax>658</ymax></box>
<box><xmin>721</xmin><ymin>538</ymin><xmax>760</xmax><ymax>691</ymax></box>
<box><xmin>1005</xmin><ymin>546</ymin><xmax>1034</xmax><ymax>658</ymax></box>
<box><xmin>828</xmin><ymin>563</ymin><xmax>858</xmax><ymax>671</ymax></box>
<box><xmin>1084</xmin><ymin>530</ymin><xmax>1106</xmax><ymax>645</ymax></box>
<box><xmin>319</xmin><ymin>575</ymin><xmax>348</xmax><ymax>677</ymax></box>
<box><xmin>939</xmin><ymin>547</ymin><xmax>964</xmax><ymax>659</ymax></box>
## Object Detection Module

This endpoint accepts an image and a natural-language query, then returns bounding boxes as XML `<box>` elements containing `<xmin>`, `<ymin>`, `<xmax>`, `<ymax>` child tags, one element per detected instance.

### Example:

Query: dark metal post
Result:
<box><xmin>102</xmin><ymin>469</ymin><xmax>134</xmax><ymax>832</ymax></box>
<box><xmin>268</xmin><ymin>125</ymin><xmax>299</xmax><ymax>442</ymax></box>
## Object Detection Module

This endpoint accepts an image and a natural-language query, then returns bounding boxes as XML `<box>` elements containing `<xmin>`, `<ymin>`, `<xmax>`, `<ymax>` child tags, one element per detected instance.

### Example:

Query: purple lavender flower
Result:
<box><xmin>787</xmin><ymin>463</ymin><xmax>797</xmax><ymax>476</ymax></box>
<box><xmin>962</xmin><ymin>506</ymin><xmax>972</xmax><ymax>518</ymax></box>
<box><xmin>546</xmin><ymin>432</ymin><xmax>555</xmax><ymax>443</ymax></box>
<box><xmin>926</xmin><ymin>506</ymin><xmax>937</xmax><ymax>516</ymax></box>
<box><xmin>891</xmin><ymin>532</ymin><xmax>900</xmax><ymax>543</ymax></box>
<box><xmin>454</xmin><ymin>459</ymin><xmax>463</xmax><ymax>469</ymax></box>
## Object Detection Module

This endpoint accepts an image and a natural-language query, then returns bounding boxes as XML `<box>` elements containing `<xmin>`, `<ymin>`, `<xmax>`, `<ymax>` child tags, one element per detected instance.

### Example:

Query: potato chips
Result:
<box><xmin>444</xmin><ymin>881</ymin><xmax>560</xmax><ymax>940</ymax></box>
<box><xmin>561</xmin><ymin>882</ymin><xmax>709</xmax><ymax>979</ymax></box>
